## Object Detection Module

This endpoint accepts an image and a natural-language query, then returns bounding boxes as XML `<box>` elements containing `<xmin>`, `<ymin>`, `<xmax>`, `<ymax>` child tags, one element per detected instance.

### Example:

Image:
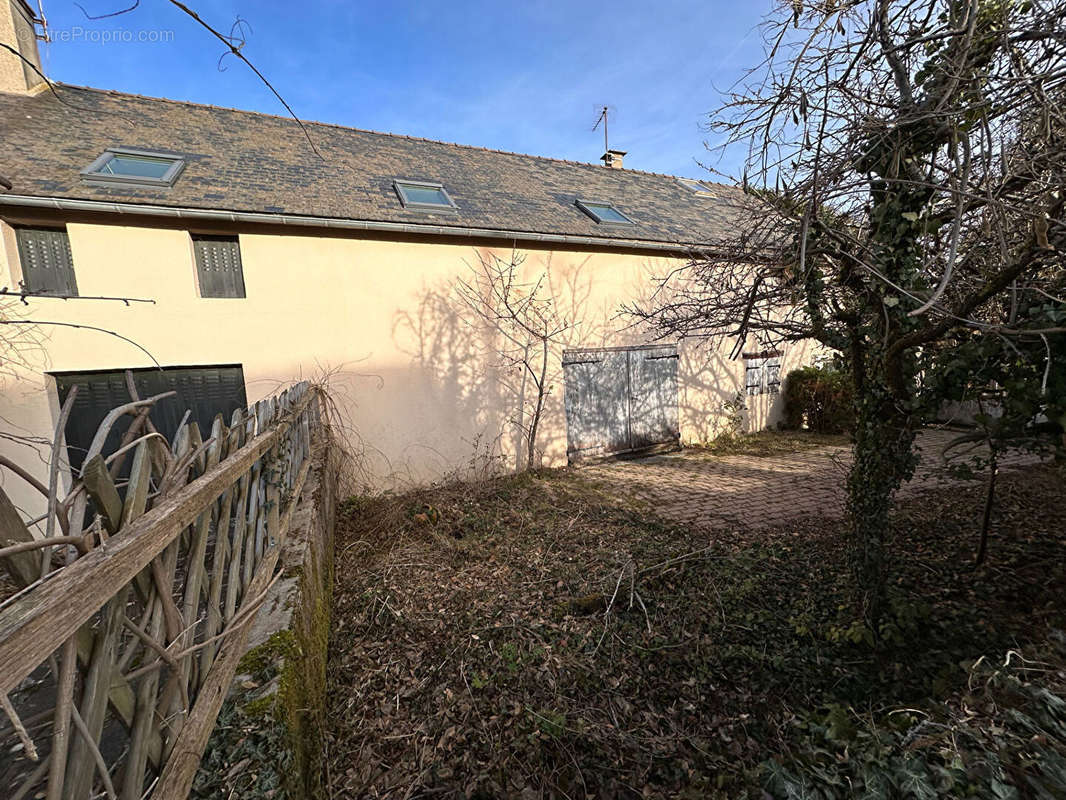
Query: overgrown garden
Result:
<box><xmin>325</xmin><ymin>457</ymin><xmax>1066</xmax><ymax>798</ymax></box>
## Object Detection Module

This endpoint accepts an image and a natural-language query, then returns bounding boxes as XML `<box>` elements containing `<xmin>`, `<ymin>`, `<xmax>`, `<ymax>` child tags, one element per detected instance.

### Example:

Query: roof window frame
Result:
<box><xmin>677</xmin><ymin>177</ymin><xmax>715</xmax><ymax>197</ymax></box>
<box><xmin>80</xmin><ymin>148</ymin><xmax>186</xmax><ymax>187</ymax></box>
<box><xmin>575</xmin><ymin>199</ymin><xmax>634</xmax><ymax>226</ymax></box>
<box><xmin>393</xmin><ymin>179</ymin><xmax>458</xmax><ymax>213</ymax></box>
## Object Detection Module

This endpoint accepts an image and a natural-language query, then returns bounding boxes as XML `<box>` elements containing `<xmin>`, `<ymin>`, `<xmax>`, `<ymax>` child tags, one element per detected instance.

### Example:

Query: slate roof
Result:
<box><xmin>0</xmin><ymin>84</ymin><xmax>748</xmax><ymax>250</ymax></box>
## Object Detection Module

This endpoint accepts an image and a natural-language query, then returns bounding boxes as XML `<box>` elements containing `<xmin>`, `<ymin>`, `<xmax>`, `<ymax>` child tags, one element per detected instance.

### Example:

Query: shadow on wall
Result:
<box><xmin>390</xmin><ymin>278</ymin><xmax>510</xmax><ymax>481</ymax></box>
<box><xmin>392</xmin><ymin>248</ymin><xmax>621</xmax><ymax>478</ymax></box>
<box><xmin>624</xmin><ymin>270</ymin><xmax>788</xmax><ymax>443</ymax></box>
<box><xmin>677</xmin><ymin>338</ymin><xmax>794</xmax><ymax>438</ymax></box>
<box><xmin>384</xmin><ymin>247</ymin><xmax>805</xmax><ymax>486</ymax></box>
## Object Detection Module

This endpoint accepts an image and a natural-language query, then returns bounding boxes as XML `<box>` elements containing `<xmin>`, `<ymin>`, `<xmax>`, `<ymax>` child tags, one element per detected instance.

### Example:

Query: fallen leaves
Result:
<box><xmin>323</xmin><ymin>462</ymin><xmax>1066</xmax><ymax>798</ymax></box>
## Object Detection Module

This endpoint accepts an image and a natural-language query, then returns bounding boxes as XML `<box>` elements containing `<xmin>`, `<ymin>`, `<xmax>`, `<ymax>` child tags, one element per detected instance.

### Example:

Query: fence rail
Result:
<box><xmin>0</xmin><ymin>378</ymin><xmax>323</xmax><ymax>800</ymax></box>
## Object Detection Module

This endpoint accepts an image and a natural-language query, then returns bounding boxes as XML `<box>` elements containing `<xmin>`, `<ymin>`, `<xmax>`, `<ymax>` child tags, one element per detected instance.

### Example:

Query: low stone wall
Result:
<box><xmin>192</xmin><ymin>439</ymin><xmax>338</xmax><ymax>800</ymax></box>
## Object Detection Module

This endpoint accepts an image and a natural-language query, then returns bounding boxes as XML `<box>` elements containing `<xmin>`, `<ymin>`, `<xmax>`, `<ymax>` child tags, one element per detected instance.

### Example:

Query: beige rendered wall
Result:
<box><xmin>0</xmin><ymin>219</ymin><xmax>815</xmax><ymax>524</ymax></box>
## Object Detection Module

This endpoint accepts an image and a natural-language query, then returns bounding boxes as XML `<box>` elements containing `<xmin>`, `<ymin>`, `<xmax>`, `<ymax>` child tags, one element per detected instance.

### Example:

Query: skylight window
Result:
<box><xmin>678</xmin><ymin>178</ymin><xmax>715</xmax><ymax>197</ymax></box>
<box><xmin>81</xmin><ymin>148</ymin><xmax>185</xmax><ymax>187</ymax></box>
<box><xmin>393</xmin><ymin>180</ymin><xmax>457</xmax><ymax>212</ymax></box>
<box><xmin>575</xmin><ymin>199</ymin><xmax>634</xmax><ymax>226</ymax></box>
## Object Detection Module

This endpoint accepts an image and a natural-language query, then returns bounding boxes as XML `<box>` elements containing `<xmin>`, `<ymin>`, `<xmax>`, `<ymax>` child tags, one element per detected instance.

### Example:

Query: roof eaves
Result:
<box><xmin>0</xmin><ymin>194</ymin><xmax>713</xmax><ymax>254</ymax></box>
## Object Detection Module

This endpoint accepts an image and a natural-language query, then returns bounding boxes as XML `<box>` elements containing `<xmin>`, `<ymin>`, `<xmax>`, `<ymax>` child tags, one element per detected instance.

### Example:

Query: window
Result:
<box><xmin>81</xmin><ymin>148</ymin><xmax>185</xmax><ymax>187</ymax></box>
<box><xmin>15</xmin><ymin>226</ymin><xmax>78</xmax><ymax>296</ymax></box>
<box><xmin>192</xmin><ymin>235</ymin><xmax>246</xmax><ymax>298</ymax></box>
<box><xmin>393</xmin><ymin>180</ymin><xmax>457</xmax><ymax>212</ymax></box>
<box><xmin>744</xmin><ymin>352</ymin><xmax>782</xmax><ymax>395</ymax></box>
<box><xmin>575</xmin><ymin>199</ymin><xmax>634</xmax><ymax>226</ymax></box>
<box><xmin>678</xmin><ymin>177</ymin><xmax>715</xmax><ymax>197</ymax></box>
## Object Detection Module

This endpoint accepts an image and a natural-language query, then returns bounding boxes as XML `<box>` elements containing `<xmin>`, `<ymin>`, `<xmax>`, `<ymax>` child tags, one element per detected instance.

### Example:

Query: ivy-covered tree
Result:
<box><xmin>634</xmin><ymin>0</ymin><xmax>1066</xmax><ymax>625</ymax></box>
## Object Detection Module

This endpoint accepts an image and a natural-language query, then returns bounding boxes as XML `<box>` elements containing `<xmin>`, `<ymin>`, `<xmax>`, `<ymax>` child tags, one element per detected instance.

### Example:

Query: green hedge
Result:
<box><xmin>782</xmin><ymin>366</ymin><xmax>854</xmax><ymax>434</ymax></box>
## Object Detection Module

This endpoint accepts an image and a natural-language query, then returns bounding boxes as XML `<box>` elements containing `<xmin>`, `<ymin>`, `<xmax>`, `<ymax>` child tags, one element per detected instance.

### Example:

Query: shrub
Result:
<box><xmin>783</xmin><ymin>366</ymin><xmax>854</xmax><ymax>433</ymax></box>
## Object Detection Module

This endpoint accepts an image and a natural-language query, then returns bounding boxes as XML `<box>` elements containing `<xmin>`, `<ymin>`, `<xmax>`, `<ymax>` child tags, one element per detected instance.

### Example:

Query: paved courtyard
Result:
<box><xmin>581</xmin><ymin>429</ymin><xmax>1037</xmax><ymax>531</ymax></box>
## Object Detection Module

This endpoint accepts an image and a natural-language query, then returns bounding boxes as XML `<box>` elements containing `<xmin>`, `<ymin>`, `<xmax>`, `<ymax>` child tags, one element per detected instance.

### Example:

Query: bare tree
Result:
<box><xmin>456</xmin><ymin>250</ymin><xmax>573</xmax><ymax>472</ymax></box>
<box><xmin>633</xmin><ymin>0</ymin><xmax>1066</xmax><ymax>626</ymax></box>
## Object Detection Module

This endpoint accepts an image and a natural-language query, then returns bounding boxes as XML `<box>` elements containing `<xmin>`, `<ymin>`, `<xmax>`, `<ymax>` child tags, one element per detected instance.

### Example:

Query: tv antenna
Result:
<box><xmin>592</xmin><ymin>105</ymin><xmax>612</xmax><ymax>153</ymax></box>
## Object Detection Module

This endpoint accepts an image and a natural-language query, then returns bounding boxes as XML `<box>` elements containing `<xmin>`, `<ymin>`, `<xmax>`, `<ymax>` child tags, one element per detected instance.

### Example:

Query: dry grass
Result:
<box><xmin>324</xmin><ymin>460</ymin><xmax>1066</xmax><ymax>799</ymax></box>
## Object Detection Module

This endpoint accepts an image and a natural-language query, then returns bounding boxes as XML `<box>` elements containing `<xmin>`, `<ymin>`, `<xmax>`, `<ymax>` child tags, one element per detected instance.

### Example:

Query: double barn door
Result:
<box><xmin>562</xmin><ymin>344</ymin><xmax>680</xmax><ymax>461</ymax></box>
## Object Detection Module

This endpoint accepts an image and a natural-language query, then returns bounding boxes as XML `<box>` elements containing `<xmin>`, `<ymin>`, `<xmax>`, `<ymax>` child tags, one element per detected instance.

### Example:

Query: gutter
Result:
<box><xmin>0</xmin><ymin>194</ymin><xmax>706</xmax><ymax>255</ymax></box>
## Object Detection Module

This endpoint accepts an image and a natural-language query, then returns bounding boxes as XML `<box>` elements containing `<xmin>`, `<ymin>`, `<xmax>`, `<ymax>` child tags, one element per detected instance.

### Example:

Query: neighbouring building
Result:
<box><xmin>0</xmin><ymin>0</ymin><xmax>815</xmax><ymax>521</ymax></box>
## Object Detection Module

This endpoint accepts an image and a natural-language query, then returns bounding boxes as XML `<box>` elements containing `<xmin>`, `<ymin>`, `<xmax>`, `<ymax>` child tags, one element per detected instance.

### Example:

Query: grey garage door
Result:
<box><xmin>562</xmin><ymin>344</ymin><xmax>680</xmax><ymax>461</ymax></box>
<box><xmin>53</xmin><ymin>364</ymin><xmax>248</xmax><ymax>475</ymax></box>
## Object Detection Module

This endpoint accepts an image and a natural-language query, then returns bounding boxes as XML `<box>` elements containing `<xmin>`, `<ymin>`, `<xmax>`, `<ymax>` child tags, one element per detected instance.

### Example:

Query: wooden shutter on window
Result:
<box><xmin>745</xmin><ymin>361</ymin><xmax>763</xmax><ymax>395</ymax></box>
<box><xmin>15</xmin><ymin>227</ymin><xmax>78</xmax><ymax>295</ymax></box>
<box><xmin>192</xmin><ymin>235</ymin><xmax>246</xmax><ymax>298</ymax></box>
<box><xmin>765</xmin><ymin>356</ymin><xmax>782</xmax><ymax>394</ymax></box>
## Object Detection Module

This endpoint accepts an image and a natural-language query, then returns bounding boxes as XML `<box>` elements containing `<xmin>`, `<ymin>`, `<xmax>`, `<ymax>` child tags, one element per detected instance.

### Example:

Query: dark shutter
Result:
<box><xmin>192</xmin><ymin>235</ymin><xmax>246</xmax><ymax>298</ymax></box>
<box><xmin>53</xmin><ymin>365</ymin><xmax>247</xmax><ymax>476</ymax></box>
<box><xmin>15</xmin><ymin>227</ymin><xmax>78</xmax><ymax>295</ymax></box>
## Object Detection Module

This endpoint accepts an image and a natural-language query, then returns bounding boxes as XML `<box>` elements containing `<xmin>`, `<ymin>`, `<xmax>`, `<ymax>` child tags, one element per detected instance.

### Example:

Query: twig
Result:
<box><xmin>1</xmin><ymin>692</ymin><xmax>38</xmax><ymax>761</ymax></box>
<box><xmin>69</xmin><ymin>704</ymin><xmax>118</xmax><ymax>800</ymax></box>
<box><xmin>121</xmin><ymin>568</ymin><xmax>284</xmax><ymax>683</ymax></box>
<box><xmin>165</xmin><ymin>1</ymin><xmax>324</xmax><ymax>159</ymax></box>
<box><xmin>0</xmin><ymin>320</ymin><xmax>162</xmax><ymax>368</ymax></box>
<box><xmin>0</xmin><ymin>288</ymin><xmax>155</xmax><ymax>305</ymax></box>
<box><xmin>594</xmin><ymin>561</ymin><xmax>631</xmax><ymax>653</ymax></box>
<box><xmin>44</xmin><ymin>387</ymin><xmax>79</xmax><ymax>562</ymax></box>
<box><xmin>73</xmin><ymin>0</ymin><xmax>139</xmax><ymax>20</ymax></box>
<box><xmin>0</xmin><ymin>534</ymin><xmax>88</xmax><ymax>560</ymax></box>
<box><xmin>0</xmin><ymin>455</ymin><xmax>49</xmax><ymax>497</ymax></box>
<box><xmin>0</xmin><ymin>43</ymin><xmax>133</xmax><ymax>125</ymax></box>
<box><xmin>12</xmin><ymin>755</ymin><xmax>50</xmax><ymax>800</ymax></box>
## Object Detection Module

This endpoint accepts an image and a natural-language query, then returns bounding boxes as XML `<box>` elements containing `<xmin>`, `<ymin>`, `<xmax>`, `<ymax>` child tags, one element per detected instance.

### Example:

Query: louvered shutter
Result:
<box><xmin>192</xmin><ymin>235</ymin><xmax>246</xmax><ymax>298</ymax></box>
<box><xmin>745</xmin><ymin>361</ymin><xmax>763</xmax><ymax>395</ymax></box>
<box><xmin>765</xmin><ymin>356</ymin><xmax>782</xmax><ymax>394</ymax></box>
<box><xmin>744</xmin><ymin>355</ymin><xmax>783</xmax><ymax>395</ymax></box>
<box><xmin>53</xmin><ymin>365</ymin><xmax>247</xmax><ymax>476</ymax></box>
<box><xmin>15</xmin><ymin>227</ymin><xmax>78</xmax><ymax>295</ymax></box>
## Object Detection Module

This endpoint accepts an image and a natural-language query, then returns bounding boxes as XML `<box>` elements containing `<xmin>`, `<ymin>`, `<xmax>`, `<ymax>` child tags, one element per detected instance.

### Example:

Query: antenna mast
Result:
<box><xmin>593</xmin><ymin>105</ymin><xmax>609</xmax><ymax>153</ymax></box>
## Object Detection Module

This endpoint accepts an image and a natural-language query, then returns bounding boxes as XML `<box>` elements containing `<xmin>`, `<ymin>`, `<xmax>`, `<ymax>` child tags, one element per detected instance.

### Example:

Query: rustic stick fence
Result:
<box><xmin>0</xmin><ymin>376</ymin><xmax>323</xmax><ymax>799</ymax></box>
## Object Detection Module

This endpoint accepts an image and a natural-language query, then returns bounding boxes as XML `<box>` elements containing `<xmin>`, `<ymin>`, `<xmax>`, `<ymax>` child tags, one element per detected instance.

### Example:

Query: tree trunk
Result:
<box><xmin>975</xmin><ymin>452</ymin><xmax>997</xmax><ymax>566</ymax></box>
<box><xmin>844</xmin><ymin>171</ymin><xmax>927</xmax><ymax>632</ymax></box>
<box><xmin>845</xmin><ymin>365</ymin><xmax>917</xmax><ymax>631</ymax></box>
<box><xmin>525</xmin><ymin>336</ymin><xmax>550</xmax><ymax>471</ymax></box>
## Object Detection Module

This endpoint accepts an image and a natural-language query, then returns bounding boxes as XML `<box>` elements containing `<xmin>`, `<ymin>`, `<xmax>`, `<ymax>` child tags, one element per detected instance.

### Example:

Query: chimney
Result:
<box><xmin>0</xmin><ymin>0</ymin><xmax>44</xmax><ymax>95</ymax></box>
<box><xmin>600</xmin><ymin>149</ymin><xmax>626</xmax><ymax>169</ymax></box>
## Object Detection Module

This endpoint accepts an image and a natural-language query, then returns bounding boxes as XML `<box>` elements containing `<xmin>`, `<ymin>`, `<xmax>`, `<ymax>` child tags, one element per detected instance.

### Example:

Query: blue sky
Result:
<box><xmin>33</xmin><ymin>0</ymin><xmax>770</xmax><ymax>179</ymax></box>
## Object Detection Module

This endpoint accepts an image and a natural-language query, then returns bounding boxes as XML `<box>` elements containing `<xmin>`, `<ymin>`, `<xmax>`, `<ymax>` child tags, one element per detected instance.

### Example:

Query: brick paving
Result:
<box><xmin>581</xmin><ymin>429</ymin><xmax>1037</xmax><ymax>531</ymax></box>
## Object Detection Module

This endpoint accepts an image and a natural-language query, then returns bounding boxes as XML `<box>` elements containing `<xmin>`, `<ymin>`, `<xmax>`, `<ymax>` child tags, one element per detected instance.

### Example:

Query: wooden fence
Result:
<box><xmin>0</xmin><ymin>377</ymin><xmax>323</xmax><ymax>799</ymax></box>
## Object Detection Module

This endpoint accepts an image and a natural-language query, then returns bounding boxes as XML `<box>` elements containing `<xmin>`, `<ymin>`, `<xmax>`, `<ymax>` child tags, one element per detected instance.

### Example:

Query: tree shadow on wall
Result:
<box><xmin>623</xmin><ymin>259</ymin><xmax>788</xmax><ymax>443</ymax></box>
<box><xmin>392</xmin><ymin>248</ymin><xmax>611</xmax><ymax>476</ymax></box>
<box><xmin>391</xmin><ymin>278</ymin><xmax>511</xmax><ymax>482</ymax></box>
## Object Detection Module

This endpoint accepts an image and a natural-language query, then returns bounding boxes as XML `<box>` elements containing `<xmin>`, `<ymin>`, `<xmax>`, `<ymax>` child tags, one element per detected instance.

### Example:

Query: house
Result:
<box><xmin>0</xmin><ymin>0</ymin><xmax>815</xmax><ymax>519</ymax></box>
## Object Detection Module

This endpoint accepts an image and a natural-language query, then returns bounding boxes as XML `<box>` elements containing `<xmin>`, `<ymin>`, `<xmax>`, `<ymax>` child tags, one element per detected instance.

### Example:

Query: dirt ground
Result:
<box><xmin>323</xmin><ymin>436</ymin><xmax>1066</xmax><ymax>799</ymax></box>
